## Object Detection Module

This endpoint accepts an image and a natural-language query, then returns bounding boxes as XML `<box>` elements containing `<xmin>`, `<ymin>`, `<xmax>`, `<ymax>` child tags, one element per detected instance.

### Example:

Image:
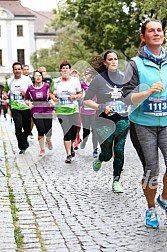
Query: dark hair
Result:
<box><xmin>33</xmin><ymin>70</ymin><xmax>44</xmax><ymax>80</ymax></box>
<box><xmin>12</xmin><ymin>62</ymin><xmax>22</xmax><ymax>69</ymax></box>
<box><xmin>139</xmin><ymin>19</ymin><xmax>163</xmax><ymax>49</ymax></box>
<box><xmin>59</xmin><ymin>61</ymin><xmax>71</xmax><ymax>70</ymax></box>
<box><xmin>89</xmin><ymin>50</ymin><xmax>118</xmax><ymax>75</ymax></box>
<box><xmin>103</xmin><ymin>50</ymin><xmax>118</xmax><ymax>61</ymax></box>
<box><xmin>22</xmin><ymin>64</ymin><xmax>29</xmax><ymax>68</ymax></box>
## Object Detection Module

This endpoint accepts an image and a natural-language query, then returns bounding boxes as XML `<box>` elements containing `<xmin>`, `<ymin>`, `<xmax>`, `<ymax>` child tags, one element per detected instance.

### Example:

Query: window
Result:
<box><xmin>0</xmin><ymin>50</ymin><xmax>2</xmax><ymax>65</ymax></box>
<box><xmin>17</xmin><ymin>49</ymin><xmax>25</xmax><ymax>65</ymax></box>
<box><xmin>17</xmin><ymin>25</ymin><xmax>23</xmax><ymax>36</ymax></box>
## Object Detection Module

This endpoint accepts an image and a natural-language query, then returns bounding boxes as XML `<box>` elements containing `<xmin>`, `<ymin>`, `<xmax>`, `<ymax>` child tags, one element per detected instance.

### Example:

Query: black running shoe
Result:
<box><xmin>19</xmin><ymin>149</ymin><xmax>26</xmax><ymax>154</ymax></box>
<box><xmin>65</xmin><ymin>155</ymin><xmax>72</xmax><ymax>163</ymax></box>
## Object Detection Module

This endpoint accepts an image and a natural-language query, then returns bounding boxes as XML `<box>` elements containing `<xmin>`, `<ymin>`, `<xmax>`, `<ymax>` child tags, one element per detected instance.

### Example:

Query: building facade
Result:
<box><xmin>0</xmin><ymin>0</ymin><xmax>55</xmax><ymax>75</ymax></box>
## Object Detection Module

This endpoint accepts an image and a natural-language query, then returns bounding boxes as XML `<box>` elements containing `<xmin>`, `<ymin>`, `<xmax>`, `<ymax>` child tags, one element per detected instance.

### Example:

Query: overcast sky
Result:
<box><xmin>21</xmin><ymin>0</ymin><xmax>57</xmax><ymax>11</ymax></box>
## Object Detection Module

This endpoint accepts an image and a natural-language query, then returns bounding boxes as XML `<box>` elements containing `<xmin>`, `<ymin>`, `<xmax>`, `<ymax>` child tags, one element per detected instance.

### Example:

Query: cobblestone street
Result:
<box><xmin>0</xmin><ymin>114</ymin><xmax>167</xmax><ymax>252</ymax></box>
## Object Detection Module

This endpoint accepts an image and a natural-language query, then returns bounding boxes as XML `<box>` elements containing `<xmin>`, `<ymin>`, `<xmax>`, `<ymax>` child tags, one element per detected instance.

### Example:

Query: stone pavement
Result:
<box><xmin>0</xmin><ymin>114</ymin><xmax>167</xmax><ymax>252</ymax></box>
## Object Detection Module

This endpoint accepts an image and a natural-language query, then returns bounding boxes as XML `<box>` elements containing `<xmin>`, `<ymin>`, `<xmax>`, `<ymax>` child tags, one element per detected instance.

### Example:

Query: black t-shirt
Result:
<box><xmin>84</xmin><ymin>69</ymin><xmax>128</xmax><ymax>126</ymax></box>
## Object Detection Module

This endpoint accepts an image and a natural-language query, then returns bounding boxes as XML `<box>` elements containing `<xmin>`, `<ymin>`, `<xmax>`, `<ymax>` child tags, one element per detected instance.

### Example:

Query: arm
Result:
<box><xmin>69</xmin><ymin>91</ymin><xmax>83</xmax><ymax>102</ymax></box>
<box><xmin>2</xmin><ymin>80</ymin><xmax>10</xmax><ymax>100</ymax></box>
<box><xmin>131</xmin><ymin>82</ymin><xmax>164</xmax><ymax>104</ymax></box>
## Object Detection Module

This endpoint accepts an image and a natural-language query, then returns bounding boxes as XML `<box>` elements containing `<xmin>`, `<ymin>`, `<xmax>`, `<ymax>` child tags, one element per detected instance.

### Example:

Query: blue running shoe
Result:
<box><xmin>157</xmin><ymin>195</ymin><xmax>167</xmax><ymax>214</ymax></box>
<box><xmin>93</xmin><ymin>155</ymin><xmax>102</xmax><ymax>171</ymax></box>
<box><xmin>145</xmin><ymin>208</ymin><xmax>159</xmax><ymax>229</ymax></box>
<box><xmin>80</xmin><ymin>142</ymin><xmax>86</xmax><ymax>149</ymax></box>
<box><xmin>93</xmin><ymin>148</ymin><xmax>98</xmax><ymax>158</ymax></box>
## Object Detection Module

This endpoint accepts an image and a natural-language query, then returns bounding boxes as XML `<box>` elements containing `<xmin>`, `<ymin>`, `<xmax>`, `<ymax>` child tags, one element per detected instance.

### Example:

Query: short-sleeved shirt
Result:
<box><xmin>24</xmin><ymin>82</ymin><xmax>53</xmax><ymax>115</ymax></box>
<box><xmin>4</xmin><ymin>75</ymin><xmax>33</xmax><ymax>110</ymax></box>
<box><xmin>53</xmin><ymin>76</ymin><xmax>82</xmax><ymax>115</ymax></box>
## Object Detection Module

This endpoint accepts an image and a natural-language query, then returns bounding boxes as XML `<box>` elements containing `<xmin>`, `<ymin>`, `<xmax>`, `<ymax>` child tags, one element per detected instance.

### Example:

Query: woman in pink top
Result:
<box><xmin>25</xmin><ymin>70</ymin><xmax>53</xmax><ymax>156</ymax></box>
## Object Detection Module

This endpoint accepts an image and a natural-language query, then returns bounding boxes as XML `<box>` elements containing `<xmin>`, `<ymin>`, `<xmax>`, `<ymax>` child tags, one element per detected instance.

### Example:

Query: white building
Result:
<box><xmin>0</xmin><ymin>0</ymin><xmax>55</xmax><ymax>75</ymax></box>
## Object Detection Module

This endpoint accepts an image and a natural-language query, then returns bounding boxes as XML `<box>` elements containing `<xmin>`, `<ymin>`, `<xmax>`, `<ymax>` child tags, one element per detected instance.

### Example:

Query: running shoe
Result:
<box><xmin>80</xmin><ymin>142</ymin><xmax>86</xmax><ymax>149</ymax></box>
<box><xmin>145</xmin><ymin>208</ymin><xmax>159</xmax><ymax>229</ymax></box>
<box><xmin>47</xmin><ymin>140</ymin><xmax>53</xmax><ymax>150</ymax></box>
<box><xmin>112</xmin><ymin>181</ymin><xmax>124</xmax><ymax>193</ymax></box>
<box><xmin>19</xmin><ymin>149</ymin><xmax>26</xmax><ymax>154</ymax></box>
<box><xmin>93</xmin><ymin>155</ymin><xmax>102</xmax><ymax>171</ymax></box>
<box><xmin>157</xmin><ymin>195</ymin><xmax>167</xmax><ymax>214</ymax></box>
<box><xmin>39</xmin><ymin>149</ymin><xmax>45</xmax><ymax>157</ymax></box>
<box><xmin>93</xmin><ymin>148</ymin><xmax>98</xmax><ymax>158</ymax></box>
<box><xmin>65</xmin><ymin>155</ymin><xmax>72</xmax><ymax>163</ymax></box>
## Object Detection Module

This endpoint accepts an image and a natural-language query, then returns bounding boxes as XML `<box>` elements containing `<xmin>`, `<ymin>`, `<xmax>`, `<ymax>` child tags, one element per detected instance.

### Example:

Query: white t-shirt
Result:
<box><xmin>7</xmin><ymin>75</ymin><xmax>33</xmax><ymax>110</ymax></box>
<box><xmin>53</xmin><ymin>76</ymin><xmax>82</xmax><ymax>115</ymax></box>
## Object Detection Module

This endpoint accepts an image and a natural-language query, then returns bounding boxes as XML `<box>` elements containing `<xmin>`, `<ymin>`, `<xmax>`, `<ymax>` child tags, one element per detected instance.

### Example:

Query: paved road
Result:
<box><xmin>0</xmin><ymin>114</ymin><xmax>167</xmax><ymax>252</ymax></box>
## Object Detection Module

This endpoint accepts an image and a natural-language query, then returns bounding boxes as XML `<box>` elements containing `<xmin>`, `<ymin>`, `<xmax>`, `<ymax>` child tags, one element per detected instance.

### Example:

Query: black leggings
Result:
<box><xmin>11</xmin><ymin>109</ymin><xmax>31</xmax><ymax>150</ymax></box>
<box><xmin>33</xmin><ymin>115</ymin><xmax>52</xmax><ymax>137</ymax></box>
<box><xmin>58</xmin><ymin>113</ymin><xmax>78</xmax><ymax>141</ymax></box>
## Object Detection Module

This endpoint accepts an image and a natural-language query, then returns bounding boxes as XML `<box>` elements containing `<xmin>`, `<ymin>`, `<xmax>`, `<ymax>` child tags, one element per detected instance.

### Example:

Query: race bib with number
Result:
<box><xmin>12</xmin><ymin>93</ymin><xmax>24</xmax><ymax>103</ymax></box>
<box><xmin>106</xmin><ymin>101</ymin><xmax>127</xmax><ymax>113</ymax></box>
<box><xmin>143</xmin><ymin>97</ymin><xmax>167</xmax><ymax>116</ymax></box>
<box><xmin>59</xmin><ymin>97</ymin><xmax>74</xmax><ymax>109</ymax></box>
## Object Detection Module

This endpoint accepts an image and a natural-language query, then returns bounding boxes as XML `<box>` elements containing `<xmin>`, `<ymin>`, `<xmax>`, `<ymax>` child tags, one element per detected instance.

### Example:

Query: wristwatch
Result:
<box><xmin>97</xmin><ymin>103</ymin><xmax>106</xmax><ymax>111</ymax></box>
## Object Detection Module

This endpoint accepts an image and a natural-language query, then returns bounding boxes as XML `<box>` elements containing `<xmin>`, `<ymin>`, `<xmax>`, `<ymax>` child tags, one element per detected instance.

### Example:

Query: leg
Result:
<box><xmin>44</xmin><ymin>117</ymin><xmax>53</xmax><ymax>149</ymax></box>
<box><xmin>58</xmin><ymin>114</ymin><xmax>78</xmax><ymax>162</ymax></box>
<box><xmin>22</xmin><ymin>109</ymin><xmax>31</xmax><ymax>147</ymax></box>
<box><xmin>130</xmin><ymin>122</ymin><xmax>159</xmax><ymax>208</ymax></box>
<box><xmin>80</xmin><ymin>114</ymin><xmax>91</xmax><ymax>148</ymax></box>
<box><xmin>130</xmin><ymin>123</ymin><xmax>160</xmax><ymax>228</ymax></box>
<box><xmin>11</xmin><ymin>109</ymin><xmax>28</xmax><ymax>151</ymax></box>
<box><xmin>90</xmin><ymin>114</ymin><xmax>98</xmax><ymax>151</ymax></box>
<box><xmin>113</xmin><ymin>119</ymin><xmax>129</xmax><ymax>181</ymax></box>
<box><xmin>33</xmin><ymin>116</ymin><xmax>45</xmax><ymax>155</ymax></box>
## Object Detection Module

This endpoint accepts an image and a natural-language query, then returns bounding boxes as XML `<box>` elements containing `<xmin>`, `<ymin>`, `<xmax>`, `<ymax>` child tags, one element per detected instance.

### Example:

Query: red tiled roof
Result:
<box><xmin>0</xmin><ymin>0</ymin><xmax>55</xmax><ymax>34</ymax></box>
<box><xmin>0</xmin><ymin>0</ymin><xmax>35</xmax><ymax>16</ymax></box>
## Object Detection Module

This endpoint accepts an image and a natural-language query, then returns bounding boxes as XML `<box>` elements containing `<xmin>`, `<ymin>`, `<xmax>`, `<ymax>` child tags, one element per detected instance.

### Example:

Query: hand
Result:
<box><xmin>28</xmin><ymin>101</ymin><xmax>34</xmax><ymax>109</ymax></box>
<box><xmin>68</xmin><ymin>95</ymin><xmax>76</xmax><ymax>101</ymax></box>
<box><xmin>104</xmin><ymin>105</ymin><xmax>112</xmax><ymax>115</ymax></box>
<box><xmin>20</xmin><ymin>90</ymin><xmax>26</xmax><ymax>96</ymax></box>
<box><xmin>149</xmin><ymin>82</ymin><xmax>164</xmax><ymax>95</ymax></box>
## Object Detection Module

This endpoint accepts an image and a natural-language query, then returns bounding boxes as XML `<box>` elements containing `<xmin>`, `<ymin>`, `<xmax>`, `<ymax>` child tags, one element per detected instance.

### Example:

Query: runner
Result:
<box><xmin>80</xmin><ymin>72</ymin><xmax>98</xmax><ymax>158</ymax></box>
<box><xmin>123</xmin><ymin>19</ymin><xmax>167</xmax><ymax>228</ymax></box>
<box><xmin>84</xmin><ymin>51</ymin><xmax>129</xmax><ymax>193</ymax></box>
<box><xmin>24</xmin><ymin>70</ymin><xmax>53</xmax><ymax>157</ymax></box>
<box><xmin>3</xmin><ymin>62</ymin><xmax>33</xmax><ymax>154</ymax></box>
<box><xmin>50</xmin><ymin>61</ymin><xmax>82</xmax><ymax>163</ymax></box>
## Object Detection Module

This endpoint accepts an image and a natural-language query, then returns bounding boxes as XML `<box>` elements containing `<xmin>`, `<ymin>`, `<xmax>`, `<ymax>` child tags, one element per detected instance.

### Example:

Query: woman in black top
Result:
<box><xmin>84</xmin><ymin>50</ymin><xmax>129</xmax><ymax>193</ymax></box>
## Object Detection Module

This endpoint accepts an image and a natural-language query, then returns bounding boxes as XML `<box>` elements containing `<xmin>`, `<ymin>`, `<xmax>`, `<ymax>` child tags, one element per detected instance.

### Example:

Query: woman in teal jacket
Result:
<box><xmin>123</xmin><ymin>19</ymin><xmax>167</xmax><ymax>229</ymax></box>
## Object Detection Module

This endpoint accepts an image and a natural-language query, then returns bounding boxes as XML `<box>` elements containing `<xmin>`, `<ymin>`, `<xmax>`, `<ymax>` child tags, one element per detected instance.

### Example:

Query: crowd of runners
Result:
<box><xmin>0</xmin><ymin>19</ymin><xmax>167</xmax><ymax>230</ymax></box>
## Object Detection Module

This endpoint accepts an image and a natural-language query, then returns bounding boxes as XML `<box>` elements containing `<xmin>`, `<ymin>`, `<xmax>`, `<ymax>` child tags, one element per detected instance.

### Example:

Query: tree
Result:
<box><xmin>31</xmin><ymin>12</ymin><xmax>96</xmax><ymax>72</ymax></box>
<box><xmin>58</xmin><ymin>0</ymin><xmax>167</xmax><ymax>58</ymax></box>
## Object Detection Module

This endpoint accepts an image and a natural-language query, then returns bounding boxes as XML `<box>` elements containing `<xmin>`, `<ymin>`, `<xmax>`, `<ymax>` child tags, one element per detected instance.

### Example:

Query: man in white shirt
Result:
<box><xmin>3</xmin><ymin>62</ymin><xmax>33</xmax><ymax>154</ymax></box>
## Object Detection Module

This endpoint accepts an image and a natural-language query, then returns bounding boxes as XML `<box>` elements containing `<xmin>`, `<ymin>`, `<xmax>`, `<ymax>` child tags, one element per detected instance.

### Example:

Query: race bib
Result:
<box><xmin>143</xmin><ymin>97</ymin><xmax>167</xmax><ymax>116</ymax></box>
<box><xmin>59</xmin><ymin>97</ymin><xmax>74</xmax><ymax>108</ymax></box>
<box><xmin>106</xmin><ymin>101</ymin><xmax>127</xmax><ymax>113</ymax></box>
<box><xmin>12</xmin><ymin>93</ymin><xmax>24</xmax><ymax>103</ymax></box>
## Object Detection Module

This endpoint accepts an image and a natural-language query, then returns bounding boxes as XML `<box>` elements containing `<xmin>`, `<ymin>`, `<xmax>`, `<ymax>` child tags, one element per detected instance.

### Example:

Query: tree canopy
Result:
<box><xmin>57</xmin><ymin>0</ymin><xmax>167</xmax><ymax>58</ymax></box>
<box><xmin>30</xmin><ymin>0</ymin><xmax>167</xmax><ymax>70</ymax></box>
